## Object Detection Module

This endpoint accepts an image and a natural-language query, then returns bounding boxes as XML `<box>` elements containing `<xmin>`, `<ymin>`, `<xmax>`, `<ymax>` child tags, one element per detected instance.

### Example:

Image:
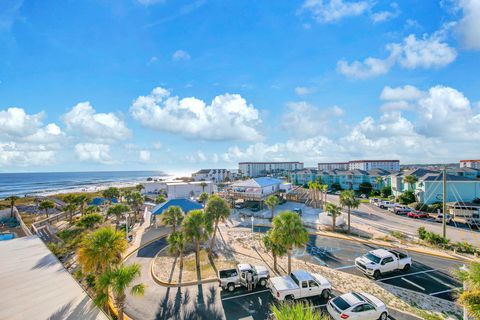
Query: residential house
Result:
<box><xmin>229</xmin><ymin>177</ymin><xmax>289</xmax><ymax>200</ymax></box>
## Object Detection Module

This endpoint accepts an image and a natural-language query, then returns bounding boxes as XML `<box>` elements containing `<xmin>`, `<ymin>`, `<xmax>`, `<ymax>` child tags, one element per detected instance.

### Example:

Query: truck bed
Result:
<box><xmin>219</xmin><ymin>269</ymin><xmax>237</xmax><ymax>279</ymax></box>
<box><xmin>269</xmin><ymin>275</ymin><xmax>298</xmax><ymax>291</ymax></box>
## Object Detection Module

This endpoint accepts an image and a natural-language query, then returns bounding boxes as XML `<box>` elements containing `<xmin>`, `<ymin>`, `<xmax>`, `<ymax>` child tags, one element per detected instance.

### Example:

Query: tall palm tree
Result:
<box><xmin>375</xmin><ymin>176</ymin><xmax>384</xmax><ymax>190</ymax></box>
<box><xmin>155</xmin><ymin>195</ymin><xmax>166</xmax><ymax>204</ymax></box>
<box><xmin>271</xmin><ymin>211</ymin><xmax>309</xmax><ymax>274</ymax></box>
<box><xmin>321</xmin><ymin>184</ymin><xmax>328</xmax><ymax>210</ymax></box>
<box><xmin>39</xmin><ymin>200</ymin><xmax>55</xmax><ymax>218</ymax></box>
<box><xmin>308</xmin><ymin>181</ymin><xmax>317</xmax><ymax>205</ymax></box>
<box><xmin>200</xmin><ymin>182</ymin><xmax>208</xmax><ymax>193</ymax></box>
<box><xmin>182</xmin><ymin>209</ymin><xmax>211</xmax><ymax>273</ymax></box>
<box><xmin>262</xmin><ymin>230</ymin><xmax>287</xmax><ymax>271</ymax></box>
<box><xmin>107</xmin><ymin>204</ymin><xmax>130</xmax><ymax>230</ymax></box>
<box><xmin>339</xmin><ymin>190</ymin><xmax>359</xmax><ymax>234</ymax></box>
<box><xmin>326</xmin><ymin>202</ymin><xmax>342</xmax><ymax>232</ymax></box>
<box><xmin>77</xmin><ymin>226</ymin><xmax>127</xmax><ymax>275</ymax></box>
<box><xmin>205</xmin><ymin>195</ymin><xmax>230</xmax><ymax>252</ymax></box>
<box><xmin>64</xmin><ymin>202</ymin><xmax>78</xmax><ymax>223</ymax></box>
<box><xmin>75</xmin><ymin>194</ymin><xmax>90</xmax><ymax>216</ymax></box>
<box><xmin>5</xmin><ymin>195</ymin><xmax>19</xmax><ymax>218</ymax></box>
<box><xmin>265</xmin><ymin>195</ymin><xmax>279</xmax><ymax>220</ymax></box>
<box><xmin>103</xmin><ymin>187</ymin><xmax>120</xmax><ymax>204</ymax></box>
<box><xmin>135</xmin><ymin>184</ymin><xmax>145</xmax><ymax>192</ymax></box>
<box><xmin>126</xmin><ymin>191</ymin><xmax>144</xmax><ymax>222</ymax></box>
<box><xmin>199</xmin><ymin>192</ymin><xmax>209</xmax><ymax>205</ymax></box>
<box><xmin>161</xmin><ymin>206</ymin><xmax>184</xmax><ymax>233</ymax></box>
<box><xmin>403</xmin><ymin>175</ymin><xmax>418</xmax><ymax>192</ymax></box>
<box><xmin>457</xmin><ymin>261</ymin><xmax>480</xmax><ymax>318</ymax></box>
<box><xmin>168</xmin><ymin>231</ymin><xmax>186</xmax><ymax>269</ymax></box>
<box><xmin>84</xmin><ymin>205</ymin><xmax>100</xmax><ymax>215</ymax></box>
<box><xmin>95</xmin><ymin>263</ymin><xmax>145</xmax><ymax>320</ymax></box>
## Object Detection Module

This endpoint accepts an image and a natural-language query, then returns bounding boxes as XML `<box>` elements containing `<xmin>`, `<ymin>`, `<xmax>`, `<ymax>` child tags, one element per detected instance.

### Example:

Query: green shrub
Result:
<box><xmin>454</xmin><ymin>241</ymin><xmax>478</xmax><ymax>254</ymax></box>
<box><xmin>331</xmin><ymin>183</ymin><xmax>342</xmax><ymax>191</ymax></box>
<box><xmin>359</xmin><ymin>182</ymin><xmax>373</xmax><ymax>195</ymax></box>
<box><xmin>77</xmin><ymin>213</ymin><xmax>103</xmax><ymax>229</ymax></box>
<box><xmin>380</xmin><ymin>186</ymin><xmax>392</xmax><ymax>198</ymax></box>
<box><xmin>390</xmin><ymin>231</ymin><xmax>406</xmax><ymax>240</ymax></box>
<box><xmin>409</xmin><ymin>202</ymin><xmax>429</xmax><ymax>211</ymax></box>
<box><xmin>418</xmin><ymin>227</ymin><xmax>450</xmax><ymax>247</ymax></box>
<box><xmin>47</xmin><ymin>242</ymin><xmax>68</xmax><ymax>259</ymax></box>
<box><xmin>418</xmin><ymin>227</ymin><xmax>427</xmax><ymax>240</ymax></box>
<box><xmin>398</xmin><ymin>191</ymin><xmax>416</xmax><ymax>205</ymax></box>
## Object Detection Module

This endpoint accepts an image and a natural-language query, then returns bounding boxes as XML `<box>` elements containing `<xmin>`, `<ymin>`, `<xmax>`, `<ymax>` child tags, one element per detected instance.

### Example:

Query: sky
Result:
<box><xmin>1</xmin><ymin>0</ymin><xmax>480</xmax><ymax>174</ymax></box>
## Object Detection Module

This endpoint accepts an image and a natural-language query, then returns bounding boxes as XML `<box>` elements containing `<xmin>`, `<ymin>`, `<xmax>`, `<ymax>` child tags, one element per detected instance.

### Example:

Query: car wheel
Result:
<box><xmin>373</xmin><ymin>270</ymin><xmax>381</xmax><ymax>280</ymax></box>
<box><xmin>321</xmin><ymin>289</ymin><xmax>330</xmax><ymax>299</ymax></box>
<box><xmin>379</xmin><ymin>312</ymin><xmax>388</xmax><ymax>320</ymax></box>
<box><xmin>285</xmin><ymin>295</ymin><xmax>294</xmax><ymax>302</ymax></box>
<box><xmin>403</xmin><ymin>264</ymin><xmax>410</xmax><ymax>272</ymax></box>
<box><xmin>380</xmin><ymin>206</ymin><xmax>385</xmax><ymax>209</ymax></box>
<box><xmin>259</xmin><ymin>278</ymin><xmax>267</xmax><ymax>287</ymax></box>
<box><xmin>227</xmin><ymin>283</ymin><xmax>235</xmax><ymax>292</ymax></box>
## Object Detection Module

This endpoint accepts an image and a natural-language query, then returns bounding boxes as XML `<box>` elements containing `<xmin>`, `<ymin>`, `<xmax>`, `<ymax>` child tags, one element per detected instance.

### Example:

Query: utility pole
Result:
<box><xmin>442</xmin><ymin>166</ymin><xmax>447</xmax><ymax>239</ymax></box>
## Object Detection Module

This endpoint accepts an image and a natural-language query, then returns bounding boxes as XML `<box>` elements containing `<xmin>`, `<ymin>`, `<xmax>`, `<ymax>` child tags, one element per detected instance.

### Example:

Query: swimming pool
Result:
<box><xmin>0</xmin><ymin>233</ymin><xmax>15</xmax><ymax>241</ymax></box>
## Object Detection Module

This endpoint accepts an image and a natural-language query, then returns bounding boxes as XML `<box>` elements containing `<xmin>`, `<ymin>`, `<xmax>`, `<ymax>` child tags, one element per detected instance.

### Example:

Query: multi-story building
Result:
<box><xmin>318</xmin><ymin>162</ymin><xmax>348</xmax><ymax>171</ymax></box>
<box><xmin>238</xmin><ymin>161</ymin><xmax>304</xmax><ymax>178</ymax></box>
<box><xmin>229</xmin><ymin>177</ymin><xmax>291</xmax><ymax>200</ymax></box>
<box><xmin>460</xmin><ymin>160</ymin><xmax>480</xmax><ymax>169</ymax></box>
<box><xmin>348</xmin><ymin>160</ymin><xmax>400</xmax><ymax>171</ymax></box>
<box><xmin>191</xmin><ymin>169</ymin><xmax>235</xmax><ymax>182</ymax></box>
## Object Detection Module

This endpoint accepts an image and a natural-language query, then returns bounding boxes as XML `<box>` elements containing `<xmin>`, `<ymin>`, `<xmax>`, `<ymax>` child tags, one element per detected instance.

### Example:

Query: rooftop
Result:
<box><xmin>232</xmin><ymin>177</ymin><xmax>284</xmax><ymax>188</ymax></box>
<box><xmin>152</xmin><ymin>198</ymin><xmax>203</xmax><ymax>215</ymax></box>
<box><xmin>370</xmin><ymin>248</ymin><xmax>393</xmax><ymax>258</ymax></box>
<box><xmin>291</xmin><ymin>269</ymin><xmax>314</xmax><ymax>282</ymax></box>
<box><xmin>0</xmin><ymin>236</ymin><xmax>108</xmax><ymax>320</ymax></box>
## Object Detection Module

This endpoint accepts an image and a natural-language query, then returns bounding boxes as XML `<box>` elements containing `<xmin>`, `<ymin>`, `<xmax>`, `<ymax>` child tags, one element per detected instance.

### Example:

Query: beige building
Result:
<box><xmin>239</xmin><ymin>161</ymin><xmax>303</xmax><ymax>177</ymax></box>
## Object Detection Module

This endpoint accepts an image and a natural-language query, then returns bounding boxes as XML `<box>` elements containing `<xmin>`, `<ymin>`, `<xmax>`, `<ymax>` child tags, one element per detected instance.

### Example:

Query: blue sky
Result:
<box><xmin>1</xmin><ymin>0</ymin><xmax>479</xmax><ymax>174</ymax></box>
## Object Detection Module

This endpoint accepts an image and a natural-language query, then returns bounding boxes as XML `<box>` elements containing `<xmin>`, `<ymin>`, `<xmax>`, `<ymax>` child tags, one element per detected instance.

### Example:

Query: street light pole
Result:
<box><xmin>251</xmin><ymin>216</ymin><xmax>254</xmax><ymax>248</ymax></box>
<box><xmin>125</xmin><ymin>213</ymin><xmax>129</xmax><ymax>241</ymax></box>
<box><xmin>442</xmin><ymin>167</ymin><xmax>447</xmax><ymax>239</ymax></box>
<box><xmin>461</xmin><ymin>264</ymin><xmax>469</xmax><ymax>320</ymax></box>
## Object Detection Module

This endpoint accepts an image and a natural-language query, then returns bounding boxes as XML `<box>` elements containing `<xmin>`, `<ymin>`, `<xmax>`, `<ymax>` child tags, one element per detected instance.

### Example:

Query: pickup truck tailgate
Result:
<box><xmin>269</xmin><ymin>276</ymin><xmax>298</xmax><ymax>291</ymax></box>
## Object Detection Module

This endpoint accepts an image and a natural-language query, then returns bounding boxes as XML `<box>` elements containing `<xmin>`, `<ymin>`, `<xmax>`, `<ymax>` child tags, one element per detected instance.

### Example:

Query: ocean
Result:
<box><xmin>0</xmin><ymin>171</ymin><xmax>167</xmax><ymax>199</ymax></box>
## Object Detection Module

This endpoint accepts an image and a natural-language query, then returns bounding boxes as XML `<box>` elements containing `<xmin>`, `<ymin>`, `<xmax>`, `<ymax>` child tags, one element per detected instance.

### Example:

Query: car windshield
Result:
<box><xmin>332</xmin><ymin>297</ymin><xmax>351</xmax><ymax>311</ymax></box>
<box><xmin>290</xmin><ymin>273</ymin><xmax>300</xmax><ymax>286</ymax></box>
<box><xmin>365</xmin><ymin>253</ymin><xmax>381</xmax><ymax>264</ymax></box>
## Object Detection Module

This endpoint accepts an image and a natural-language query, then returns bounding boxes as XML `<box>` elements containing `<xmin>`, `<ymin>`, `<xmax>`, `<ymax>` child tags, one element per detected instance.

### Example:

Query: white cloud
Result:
<box><xmin>172</xmin><ymin>50</ymin><xmax>191</xmax><ymax>61</ymax></box>
<box><xmin>371</xmin><ymin>2</ymin><xmax>400</xmax><ymax>23</ymax></box>
<box><xmin>294</xmin><ymin>86</ymin><xmax>315</xmax><ymax>95</ymax></box>
<box><xmin>130</xmin><ymin>87</ymin><xmax>263</xmax><ymax>141</ymax></box>
<box><xmin>152</xmin><ymin>142</ymin><xmax>162</xmax><ymax>149</ymax></box>
<box><xmin>301</xmin><ymin>0</ymin><xmax>371</xmax><ymax>23</ymax></box>
<box><xmin>0</xmin><ymin>142</ymin><xmax>57</xmax><ymax>167</ymax></box>
<box><xmin>338</xmin><ymin>31</ymin><xmax>456</xmax><ymax>79</ymax></box>
<box><xmin>380</xmin><ymin>85</ymin><xmax>424</xmax><ymax>101</ymax></box>
<box><xmin>62</xmin><ymin>102</ymin><xmax>130</xmax><ymax>142</ymax></box>
<box><xmin>455</xmin><ymin>0</ymin><xmax>480</xmax><ymax>49</ymax></box>
<box><xmin>139</xmin><ymin>150</ymin><xmax>151</xmax><ymax>162</ymax></box>
<box><xmin>74</xmin><ymin>143</ymin><xmax>113</xmax><ymax>164</ymax></box>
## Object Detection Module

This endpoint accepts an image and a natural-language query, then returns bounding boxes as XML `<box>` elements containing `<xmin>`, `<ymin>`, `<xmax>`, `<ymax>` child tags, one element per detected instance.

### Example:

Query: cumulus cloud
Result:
<box><xmin>300</xmin><ymin>0</ymin><xmax>371</xmax><ymax>23</ymax></box>
<box><xmin>380</xmin><ymin>85</ymin><xmax>425</xmax><ymax>101</ymax></box>
<box><xmin>338</xmin><ymin>31</ymin><xmax>456</xmax><ymax>78</ymax></box>
<box><xmin>455</xmin><ymin>0</ymin><xmax>480</xmax><ymax>49</ymax></box>
<box><xmin>62</xmin><ymin>102</ymin><xmax>130</xmax><ymax>142</ymax></box>
<box><xmin>139</xmin><ymin>150</ymin><xmax>151</xmax><ymax>162</ymax></box>
<box><xmin>370</xmin><ymin>2</ymin><xmax>400</xmax><ymax>23</ymax></box>
<box><xmin>130</xmin><ymin>87</ymin><xmax>263</xmax><ymax>141</ymax></box>
<box><xmin>75</xmin><ymin>143</ymin><xmax>113</xmax><ymax>164</ymax></box>
<box><xmin>294</xmin><ymin>86</ymin><xmax>315</xmax><ymax>95</ymax></box>
<box><xmin>0</xmin><ymin>142</ymin><xmax>57</xmax><ymax>167</ymax></box>
<box><xmin>172</xmin><ymin>50</ymin><xmax>191</xmax><ymax>61</ymax></box>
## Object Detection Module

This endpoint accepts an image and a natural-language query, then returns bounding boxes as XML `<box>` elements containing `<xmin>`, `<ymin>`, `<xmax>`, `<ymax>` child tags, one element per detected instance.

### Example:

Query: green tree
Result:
<box><xmin>339</xmin><ymin>190</ymin><xmax>359</xmax><ymax>234</ymax></box>
<box><xmin>84</xmin><ymin>205</ymin><xmax>100</xmax><ymax>215</ymax></box>
<box><xmin>107</xmin><ymin>204</ymin><xmax>130</xmax><ymax>230</ymax></box>
<box><xmin>64</xmin><ymin>202</ymin><xmax>78</xmax><ymax>223</ymax></box>
<box><xmin>265</xmin><ymin>195</ymin><xmax>280</xmax><ymax>220</ymax></box>
<box><xmin>262</xmin><ymin>230</ymin><xmax>287</xmax><ymax>271</ymax></box>
<box><xmin>5</xmin><ymin>195</ymin><xmax>19</xmax><ymax>218</ymax></box>
<box><xmin>321</xmin><ymin>184</ymin><xmax>328</xmax><ymax>210</ymax></box>
<box><xmin>75</xmin><ymin>194</ymin><xmax>90</xmax><ymax>216</ymax></box>
<box><xmin>162</xmin><ymin>206</ymin><xmax>185</xmax><ymax>233</ymax></box>
<box><xmin>182</xmin><ymin>209</ymin><xmax>211</xmax><ymax>273</ymax></box>
<box><xmin>135</xmin><ymin>184</ymin><xmax>144</xmax><ymax>192</ymax></box>
<box><xmin>271</xmin><ymin>211</ymin><xmax>309</xmax><ymax>274</ymax></box>
<box><xmin>398</xmin><ymin>190</ymin><xmax>416</xmax><ymax>205</ymax></box>
<box><xmin>103</xmin><ymin>187</ymin><xmax>120</xmax><ymax>203</ymax></box>
<box><xmin>39</xmin><ymin>200</ymin><xmax>55</xmax><ymax>218</ymax></box>
<box><xmin>200</xmin><ymin>181</ymin><xmax>208</xmax><ymax>193</ymax></box>
<box><xmin>403</xmin><ymin>175</ymin><xmax>418</xmax><ymax>191</ymax></box>
<box><xmin>155</xmin><ymin>195</ymin><xmax>166</xmax><ymax>204</ymax></box>
<box><xmin>358</xmin><ymin>182</ymin><xmax>373</xmax><ymax>195</ymax></box>
<box><xmin>326</xmin><ymin>202</ymin><xmax>342</xmax><ymax>232</ymax></box>
<box><xmin>77</xmin><ymin>213</ymin><xmax>104</xmax><ymax>229</ymax></box>
<box><xmin>77</xmin><ymin>226</ymin><xmax>127</xmax><ymax>275</ymax></box>
<box><xmin>457</xmin><ymin>261</ymin><xmax>480</xmax><ymax>318</ymax></box>
<box><xmin>199</xmin><ymin>192</ymin><xmax>209</xmax><ymax>205</ymax></box>
<box><xmin>168</xmin><ymin>231</ymin><xmax>186</xmax><ymax>269</ymax></box>
<box><xmin>95</xmin><ymin>263</ymin><xmax>145</xmax><ymax>320</ymax></box>
<box><xmin>205</xmin><ymin>195</ymin><xmax>230</xmax><ymax>253</ymax></box>
<box><xmin>375</xmin><ymin>176</ymin><xmax>384</xmax><ymax>189</ymax></box>
<box><xmin>270</xmin><ymin>301</ymin><xmax>330</xmax><ymax>320</ymax></box>
<box><xmin>331</xmin><ymin>183</ymin><xmax>342</xmax><ymax>191</ymax></box>
<box><xmin>126</xmin><ymin>191</ymin><xmax>144</xmax><ymax>221</ymax></box>
<box><xmin>380</xmin><ymin>186</ymin><xmax>392</xmax><ymax>198</ymax></box>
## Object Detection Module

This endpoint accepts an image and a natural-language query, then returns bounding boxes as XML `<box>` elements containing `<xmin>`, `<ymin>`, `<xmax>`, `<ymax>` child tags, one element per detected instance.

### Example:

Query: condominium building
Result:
<box><xmin>238</xmin><ymin>161</ymin><xmax>304</xmax><ymax>177</ymax></box>
<box><xmin>191</xmin><ymin>169</ymin><xmax>235</xmax><ymax>182</ymax></box>
<box><xmin>348</xmin><ymin>160</ymin><xmax>400</xmax><ymax>171</ymax></box>
<box><xmin>318</xmin><ymin>162</ymin><xmax>348</xmax><ymax>171</ymax></box>
<box><xmin>460</xmin><ymin>160</ymin><xmax>480</xmax><ymax>169</ymax></box>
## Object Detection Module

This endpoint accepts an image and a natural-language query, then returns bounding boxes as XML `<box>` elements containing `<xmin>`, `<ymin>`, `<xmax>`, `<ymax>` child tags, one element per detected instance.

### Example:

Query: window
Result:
<box><xmin>382</xmin><ymin>257</ymin><xmax>394</xmax><ymax>264</ymax></box>
<box><xmin>302</xmin><ymin>281</ymin><xmax>308</xmax><ymax>288</ymax></box>
<box><xmin>352</xmin><ymin>304</ymin><xmax>365</xmax><ymax>312</ymax></box>
<box><xmin>308</xmin><ymin>280</ymin><xmax>319</xmax><ymax>287</ymax></box>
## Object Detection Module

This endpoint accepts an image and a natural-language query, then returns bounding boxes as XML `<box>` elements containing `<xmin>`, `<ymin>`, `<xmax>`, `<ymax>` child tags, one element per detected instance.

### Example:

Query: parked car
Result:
<box><xmin>407</xmin><ymin>210</ymin><xmax>429</xmax><ymax>219</ymax></box>
<box><xmin>377</xmin><ymin>201</ymin><xmax>395</xmax><ymax>209</ymax></box>
<box><xmin>327</xmin><ymin>291</ymin><xmax>388</xmax><ymax>320</ymax></box>
<box><xmin>355</xmin><ymin>249</ymin><xmax>412</xmax><ymax>279</ymax></box>
<box><xmin>359</xmin><ymin>194</ymin><xmax>367</xmax><ymax>199</ymax></box>
<box><xmin>277</xmin><ymin>196</ymin><xmax>287</xmax><ymax>205</ymax></box>
<box><xmin>293</xmin><ymin>208</ymin><xmax>302</xmax><ymax>216</ymax></box>
<box><xmin>234</xmin><ymin>202</ymin><xmax>245</xmax><ymax>209</ymax></box>
<box><xmin>335</xmin><ymin>191</ymin><xmax>341</xmax><ymax>195</ymax></box>
<box><xmin>434</xmin><ymin>213</ymin><xmax>453</xmax><ymax>224</ymax></box>
<box><xmin>250</xmin><ymin>204</ymin><xmax>260</xmax><ymax>212</ymax></box>
<box><xmin>269</xmin><ymin>270</ymin><xmax>331</xmax><ymax>301</ymax></box>
<box><xmin>388</xmin><ymin>205</ymin><xmax>412</xmax><ymax>215</ymax></box>
<box><xmin>369</xmin><ymin>198</ymin><xmax>380</xmax><ymax>204</ymax></box>
<box><xmin>218</xmin><ymin>263</ymin><xmax>269</xmax><ymax>292</ymax></box>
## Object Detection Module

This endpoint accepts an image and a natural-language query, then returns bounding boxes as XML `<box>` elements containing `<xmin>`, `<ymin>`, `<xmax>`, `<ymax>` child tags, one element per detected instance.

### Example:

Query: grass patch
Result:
<box><xmin>390</xmin><ymin>231</ymin><xmax>406</xmax><ymax>240</ymax></box>
<box><xmin>182</xmin><ymin>249</ymin><xmax>236</xmax><ymax>280</ymax></box>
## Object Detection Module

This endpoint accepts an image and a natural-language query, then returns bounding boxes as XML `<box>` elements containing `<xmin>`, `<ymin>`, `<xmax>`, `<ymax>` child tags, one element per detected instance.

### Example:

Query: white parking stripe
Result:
<box><xmin>424</xmin><ymin>273</ymin><xmax>456</xmax><ymax>288</ymax></box>
<box><xmin>378</xmin><ymin>269</ymin><xmax>437</xmax><ymax>281</ymax></box>
<box><xmin>401</xmin><ymin>277</ymin><xmax>426</xmax><ymax>291</ymax></box>
<box><xmin>334</xmin><ymin>265</ymin><xmax>356</xmax><ymax>270</ymax></box>
<box><xmin>430</xmin><ymin>288</ymin><xmax>461</xmax><ymax>296</ymax></box>
<box><xmin>221</xmin><ymin>289</ymin><xmax>270</xmax><ymax>301</ymax></box>
<box><xmin>313</xmin><ymin>256</ymin><xmax>328</xmax><ymax>266</ymax></box>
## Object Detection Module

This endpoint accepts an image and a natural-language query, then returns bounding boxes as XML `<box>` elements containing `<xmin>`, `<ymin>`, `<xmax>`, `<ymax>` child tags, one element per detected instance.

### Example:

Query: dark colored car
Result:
<box><xmin>250</xmin><ymin>204</ymin><xmax>260</xmax><ymax>212</ymax></box>
<box><xmin>293</xmin><ymin>208</ymin><xmax>302</xmax><ymax>216</ymax></box>
<box><xmin>407</xmin><ymin>210</ymin><xmax>429</xmax><ymax>219</ymax></box>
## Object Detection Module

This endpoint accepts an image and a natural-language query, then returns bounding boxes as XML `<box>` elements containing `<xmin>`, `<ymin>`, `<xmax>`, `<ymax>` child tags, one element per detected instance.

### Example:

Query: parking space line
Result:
<box><xmin>334</xmin><ymin>265</ymin><xmax>356</xmax><ymax>270</ymax></box>
<box><xmin>430</xmin><ymin>288</ymin><xmax>461</xmax><ymax>296</ymax></box>
<box><xmin>221</xmin><ymin>289</ymin><xmax>270</xmax><ymax>301</ymax></box>
<box><xmin>313</xmin><ymin>256</ymin><xmax>327</xmax><ymax>266</ymax></box>
<box><xmin>401</xmin><ymin>277</ymin><xmax>425</xmax><ymax>291</ymax></box>
<box><xmin>378</xmin><ymin>269</ymin><xmax>437</xmax><ymax>281</ymax></box>
<box><xmin>424</xmin><ymin>273</ymin><xmax>456</xmax><ymax>288</ymax></box>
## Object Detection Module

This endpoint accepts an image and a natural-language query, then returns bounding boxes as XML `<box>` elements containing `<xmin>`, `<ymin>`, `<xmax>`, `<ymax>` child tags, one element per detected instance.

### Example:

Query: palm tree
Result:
<box><xmin>95</xmin><ymin>263</ymin><xmax>145</xmax><ymax>320</ymax></box>
<box><xmin>375</xmin><ymin>176</ymin><xmax>384</xmax><ymax>190</ymax></box>
<box><xmin>271</xmin><ymin>301</ymin><xmax>330</xmax><ymax>320</ymax></box>
<box><xmin>205</xmin><ymin>195</ymin><xmax>230</xmax><ymax>252</ymax></box>
<box><xmin>77</xmin><ymin>213</ymin><xmax>104</xmax><ymax>229</ymax></box>
<box><xmin>457</xmin><ymin>261</ymin><xmax>480</xmax><ymax>318</ymax></box>
<box><xmin>308</xmin><ymin>181</ymin><xmax>317</xmax><ymax>205</ymax></box>
<box><xmin>339</xmin><ymin>190</ymin><xmax>359</xmax><ymax>234</ymax></box>
<box><xmin>162</xmin><ymin>206</ymin><xmax>184</xmax><ymax>233</ymax></box>
<box><xmin>155</xmin><ymin>195</ymin><xmax>166</xmax><ymax>204</ymax></box>
<box><xmin>321</xmin><ymin>184</ymin><xmax>328</xmax><ymax>210</ymax></box>
<box><xmin>182</xmin><ymin>209</ymin><xmax>211</xmax><ymax>273</ymax></box>
<box><xmin>75</xmin><ymin>194</ymin><xmax>90</xmax><ymax>216</ymax></box>
<box><xmin>84</xmin><ymin>205</ymin><xmax>100</xmax><ymax>215</ymax></box>
<box><xmin>5</xmin><ymin>195</ymin><xmax>19</xmax><ymax>218</ymax></box>
<box><xmin>126</xmin><ymin>191</ymin><xmax>144</xmax><ymax>222</ymax></box>
<box><xmin>200</xmin><ymin>182</ymin><xmax>208</xmax><ymax>193</ymax></box>
<box><xmin>326</xmin><ymin>202</ymin><xmax>342</xmax><ymax>232</ymax></box>
<box><xmin>64</xmin><ymin>202</ymin><xmax>78</xmax><ymax>223</ymax></box>
<box><xmin>199</xmin><ymin>192</ymin><xmax>209</xmax><ymax>205</ymax></box>
<box><xmin>262</xmin><ymin>230</ymin><xmax>287</xmax><ymax>271</ymax></box>
<box><xmin>403</xmin><ymin>175</ymin><xmax>418</xmax><ymax>192</ymax></box>
<box><xmin>168</xmin><ymin>231</ymin><xmax>186</xmax><ymax>269</ymax></box>
<box><xmin>103</xmin><ymin>187</ymin><xmax>120</xmax><ymax>203</ymax></box>
<box><xmin>265</xmin><ymin>195</ymin><xmax>279</xmax><ymax>220</ymax></box>
<box><xmin>107</xmin><ymin>204</ymin><xmax>130</xmax><ymax>230</ymax></box>
<box><xmin>39</xmin><ymin>200</ymin><xmax>55</xmax><ymax>218</ymax></box>
<box><xmin>271</xmin><ymin>211</ymin><xmax>309</xmax><ymax>274</ymax></box>
<box><xmin>135</xmin><ymin>184</ymin><xmax>144</xmax><ymax>192</ymax></box>
<box><xmin>77</xmin><ymin>226</ymin><xmax>127</xmax><ymax>275</ymax></box>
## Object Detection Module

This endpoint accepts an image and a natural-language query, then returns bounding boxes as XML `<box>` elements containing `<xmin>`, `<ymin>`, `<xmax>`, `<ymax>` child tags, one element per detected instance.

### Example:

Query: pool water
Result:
<box><xmin>0</xmin><ymin>233</ymin><xmax>14</xmax><ymax>241</ymax></box>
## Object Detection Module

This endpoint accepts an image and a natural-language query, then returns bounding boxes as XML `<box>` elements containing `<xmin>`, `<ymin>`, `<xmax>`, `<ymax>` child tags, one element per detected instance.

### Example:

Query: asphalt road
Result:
<box><xmin>123</xmin><ymin>235</ymin><xmax>458</xmax><ymax>320</ymax></box>
<box><xmin>325</xmin><ymin>194</ymin><xmax>480</xmax><ymax>246</ymax></box>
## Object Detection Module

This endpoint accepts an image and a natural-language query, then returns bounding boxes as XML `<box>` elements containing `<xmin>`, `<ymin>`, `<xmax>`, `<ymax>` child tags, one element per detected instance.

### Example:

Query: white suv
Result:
<box><xmin>327</xmin><ymin>291</ymin><xmax>388</xmax><ymax>320</ymax></box>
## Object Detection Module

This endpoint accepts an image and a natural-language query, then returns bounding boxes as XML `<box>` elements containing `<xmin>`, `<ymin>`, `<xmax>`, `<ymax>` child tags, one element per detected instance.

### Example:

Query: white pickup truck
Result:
<box><xmin>355</xmin><ymin>249</ymin><xmax>412</xmax><ymax>279</ymax></box>
<box><xmin>376</xmin><ymin>201</ymin><xmax>396</xmax><ymax>209</ymax></box>
<box><xmin>218</xmin><ymin>263</ymin><xmax>269</xmax><ymax>292</ymax></box>
<box><xmin>268</xmin><ymin>270</ymin><xmax>331</xmax><ymax>301</ymax></box>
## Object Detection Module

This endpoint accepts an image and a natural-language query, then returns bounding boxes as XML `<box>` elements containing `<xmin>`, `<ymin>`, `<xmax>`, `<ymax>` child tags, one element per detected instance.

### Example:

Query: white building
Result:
<box><xmin>239</xmin><ymin>162</ymin><xmax>304</xmax><ymax>177</ymax></box>
<box><xmin>318</xmin><ymin>162</ymin><xmax>349</xmax><ymax>171</ymax></box>
<box><xmin>142</xmin><ymin>181</ymin><xmax>215</xmax><ymax>199</ymax></box>
<box><xmin>191</xmin><ymin>169</ymin><xmax>235</xmax><ymax>182</ymax></box>
<box><xmin>460</xmin><ymin>160</ymin><xmax>480</xmax><ymax>169</ymax></box>
<box><xmin>230</xmin><ymin>177</ymin><xmax>287</xmax><ymax>200</ymax></box>
<box><xmin>348</xmin><ymin>160</ymin><xmax>399</xmax><ymax>171</ymax></box>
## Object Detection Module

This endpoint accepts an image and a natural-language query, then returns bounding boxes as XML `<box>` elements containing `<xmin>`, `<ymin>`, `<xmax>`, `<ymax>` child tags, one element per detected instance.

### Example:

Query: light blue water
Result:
<box><xmin>0</xmin><ymin>171</ymin><xmax>166</xmax><ymax>199</ymax></box>
<box><xmin>0</xmin><ymin>233</ymin><xmax>14</xmax><ymax>241</ymax></box>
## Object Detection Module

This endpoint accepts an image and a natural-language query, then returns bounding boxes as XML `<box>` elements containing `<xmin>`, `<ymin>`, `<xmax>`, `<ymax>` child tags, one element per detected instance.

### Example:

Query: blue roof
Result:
<box><xmin>152</xmin><ymin>198</ymin><xmax>203</xmax><ymax>215</ymax></box>
<box><xmin>89</xmin><ymin>197</ymin><xmax>118</xmax><ymax>206</ymax></box>
<box><xmin>253</xmin><ymin>177</ymin><xmax>284</xmax><ymax>187</ymax></box>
